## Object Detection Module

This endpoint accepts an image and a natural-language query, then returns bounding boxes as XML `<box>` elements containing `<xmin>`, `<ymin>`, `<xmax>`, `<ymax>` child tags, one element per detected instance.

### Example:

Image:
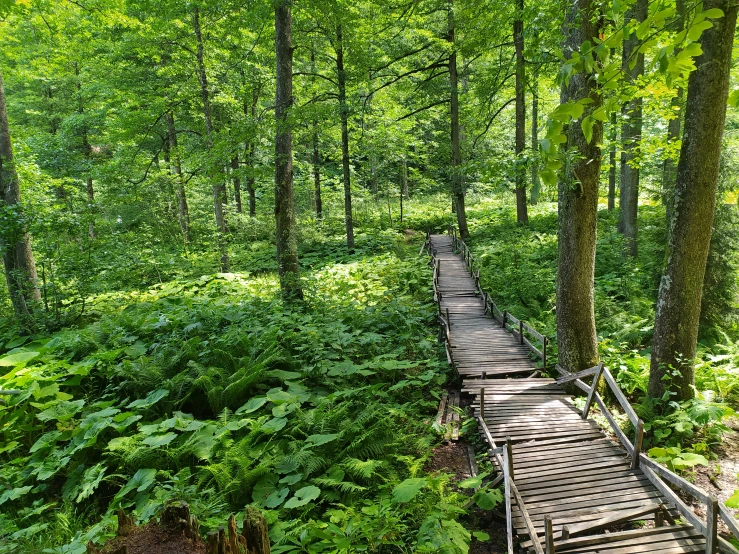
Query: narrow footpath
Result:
<box><xmin>427</xmin><ymin>231</ymin><xmax>739</xmax><ymax>554</ymax></box>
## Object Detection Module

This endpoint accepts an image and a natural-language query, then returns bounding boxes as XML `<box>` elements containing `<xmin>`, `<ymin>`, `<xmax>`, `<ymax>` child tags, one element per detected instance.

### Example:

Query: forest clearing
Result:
<box><xmin>2</xmin><ymin>0</ymin><xmax>739</xmax><ymax>552</ymax></box>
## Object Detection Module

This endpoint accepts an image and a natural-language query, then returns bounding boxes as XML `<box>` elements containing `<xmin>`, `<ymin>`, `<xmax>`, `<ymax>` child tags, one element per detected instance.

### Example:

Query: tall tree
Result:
<box><xmin>448</xmin><ymin>1</ymin><xmax>469</xmax><ymax>238</ymax></box>
<box><xmin>193</xmin><ymin>5</ymin><xmax>229</xmax><ymax>271</ymax></box>
<box><xmin>661</xmin><ymin>0</ymin><xmax>686</xmax><ymax>228</ymax></box>
<box><xmin>530</xmin><ymin>66</ymin><xmax>540</xmax><ymax>205</ymax></box>
<box><xmin>556</xmin><ymin>0</ymin><xmax>602</xmax><ymax>373</ymax></box>
<box><xmin>336</xmin><ymin>24</ymin><xmax>355</xmax><ymax>250</ymax></box>
<box><xmin>0</xmin><ymin>69</ymin><xmax>40</xmax><ymax>320</ymax></box>
<box><xmin>275</xmin><ymin>0</ymin><xmax>303</xmax><ymax>300</ymax></box>
<box><xmin>514</xmin><ymin>0</ymin><xmax>528</xmax><ymax>224</ymax></box>
<box><xmin>648</xmin><ymin>0</ymin><xmax>737</xmax><ymax>401</ymax></box>
<box><xmin>617</xmin><ymin>0</ymin><xmax>647</xmax><ymax>257</ymax></box>
<box><xmin>166</xmin><ymin>113</ymin><xmax>192</xmax><ymax>243</ymax></box>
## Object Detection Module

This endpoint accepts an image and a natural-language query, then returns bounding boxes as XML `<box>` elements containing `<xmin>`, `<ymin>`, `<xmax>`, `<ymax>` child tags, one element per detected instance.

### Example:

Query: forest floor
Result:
<box><xmin>694</xmin><ymin>417</ymin><xmax>739</xmax><ymax>531</ymax></box>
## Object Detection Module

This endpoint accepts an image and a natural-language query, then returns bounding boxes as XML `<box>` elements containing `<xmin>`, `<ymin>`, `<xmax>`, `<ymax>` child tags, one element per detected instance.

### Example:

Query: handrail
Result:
<box><xmin>437</xmin><ymin>225</ymin><xmax>739</xmax><ymax>554</ymax></box>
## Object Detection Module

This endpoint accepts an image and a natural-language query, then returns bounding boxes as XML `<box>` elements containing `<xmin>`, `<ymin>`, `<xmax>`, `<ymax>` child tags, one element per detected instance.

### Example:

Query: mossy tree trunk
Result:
<box><xmin>556</xmin><ymin>0</ymin><xmax>602</xmax><ymax>373</ymax></box>
<box><xmin>514</xmin><ymin>0</ymin><xmax>528</xmax><ymax>224</ymax></box>
<box><xmin>274</xmin><ymin>0</ymin><xmax>303</xmax><ymax>301</ymax></box>
<box><xmin>648</xmin><ymin>0</ymin><xmax>737</xmax><ymax>401</ymax></box>
<box><xmin>0</xmin><ymin>69</ymin><xmax>40</xmax><ymax>321</ymax></box>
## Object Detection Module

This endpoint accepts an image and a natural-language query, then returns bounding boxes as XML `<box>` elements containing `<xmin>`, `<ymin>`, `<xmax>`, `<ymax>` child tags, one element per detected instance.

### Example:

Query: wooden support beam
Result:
<box><xmin>707</xmin><ymin>496</ymin><xmax>718</xmax><ymax>554</ymax></box>
<box><xmin>581</xmin><ymin>363</ymin><xmax>603</xmax><ymax>419</ymax></box>
<box><xmin>544</xmin><ymin>516</ymin><xmax>555</xmax><ymax>554</ymax></box>
<box><xmin>631</xmin><ymin>419</ymin><xmax>644</xmax><ymax>470</ymax></box>
<box><xmin>479</xmin><ymin>388</ymin><xmax>485</xmax><ymax>420</ymax></box>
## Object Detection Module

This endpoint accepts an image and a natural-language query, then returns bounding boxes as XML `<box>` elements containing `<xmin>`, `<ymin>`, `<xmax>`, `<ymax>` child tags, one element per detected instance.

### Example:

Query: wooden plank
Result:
<box><xmin>555</xmin><ymin>364</ymin><xmax>600</xmax><ymax>385</ymax></box>
<box><xmin>435</xmin><ymin>392</ymin><xmax>448</xmax><ymax>428</ymax></box>
<box><xmin>563</xmin><ymin>502</ymin><xmax>663</xmax><ymax>538</ymax></box>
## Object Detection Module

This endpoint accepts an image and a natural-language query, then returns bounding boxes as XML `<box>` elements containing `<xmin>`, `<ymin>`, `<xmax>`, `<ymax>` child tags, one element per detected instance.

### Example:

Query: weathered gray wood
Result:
<box><xmin>563</xmin><ymin>502</ymin><xmax>662</xmax><ymax>538</ymax></box>
<box><xmin>706</xmin><ymin>496</ymin><xmax>718</xmax><ymax>554</ymax></box>
<box><xmin>555</xmin><ymin>364</ymin><xmax>600</xmax><ymax>385</ymax></box>
<box><xmin>631</xmin><ymin>419</ymin><xmax>644</xmax><ymax>470</ymax></box>
<box><xmin>544</xmin><ymin>516</ymin><xmax>555</xmax><ymax>554</ymax></box>
<box><xmin>503</xmin><ymin>448</ymin><xmax>514</xmax><ymax>554</ymax></box>
<box><xmin>581</xmin><ymin>363</ymin><xmax>603</xmax><ymax>419</ymax></box>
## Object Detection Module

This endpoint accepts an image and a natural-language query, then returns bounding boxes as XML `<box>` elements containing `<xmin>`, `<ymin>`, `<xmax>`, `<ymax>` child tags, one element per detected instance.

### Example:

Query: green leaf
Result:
<box><xmin>127</xmin><ymin>388</ymin><xmax>168</xmax><ymax>409</ymax></box>
<box><xmin>306</xmin><ymin>434</ymin><xmax>339</xmax><ymax>446</ymax></box>
<box><xmin>37</xmin><ymin>399</ymin><xmax>86</xmax><ymax>422</ymax></box>
<box><xmin>261</xmin><ymin>417</ymin><xmax>287</xmax><ymax>433</ymax></box>
<box><xmin>142</xmin><ymin>432</ymin><xmax>178</xmax><ymax>448</ymax></box>
<box><xmin>283</xmin><ymin>485</ymin><xmax>321</xmax><ymax>508</ymax></box>
<box><xmin>701</xmin><ymin>8</ymin><xmax>724</xmax><ymax>19</ymax></box>
<box><xmin>0</xmin><ymin>351</ymin><xmax>39</xmax><ymax>366</ymax></box>
<box><xmin>726</xmin><ymin>490</ymin><xmax>739</xmax><ymax>509</ymax></box>
<box><xmin>687</xmin><ymin>20</ymin><xmax>713</xmax><ymax>41</ymax></box>
<box><xmin>113</xmin><ymin>469</ymin><xmax>157</xmax><ymax>506</ymax></box>
<box><xmin>474</xmin><ymin>489</ymin><xmax>503</xmax><ymax>510</ymax></box>
<box><xmin>0</xmin><ymin>486</ymin><xmax>32</xmax><ymax>506</ymax></box>
<box><xmin>392</xmin><ymin>477</ymin><xmax>427</xmax><ymax>503</ymax></box>
<box><xmin>458</xmin><ymin>472</ymin><xmax>489</xmax><ymax>489</ymax></box>
<box><xmin>76</xmin><ymin>464</ymin><xmax>106</xmax><ymax>503</ymax></box>
<box><xmin>581</xmin><ymin>116</ymin><xmax>595</xmax><ymax>144</ymax></box>
<box><xmin>728</xmin><ymin>89</ymin><xmax>739</xmax><ymax>107</ymax></box>
<box><xmin>472</xmin><ymin>531</ymin><xmax>490</xmax><ymax>541</ymax></box>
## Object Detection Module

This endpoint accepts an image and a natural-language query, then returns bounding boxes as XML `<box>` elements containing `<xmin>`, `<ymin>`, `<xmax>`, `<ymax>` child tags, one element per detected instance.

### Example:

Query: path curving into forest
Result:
<box><xmin>426</xmin><ymin>230</ymin><xmax>739</xmax><ymax>554</ymax></box>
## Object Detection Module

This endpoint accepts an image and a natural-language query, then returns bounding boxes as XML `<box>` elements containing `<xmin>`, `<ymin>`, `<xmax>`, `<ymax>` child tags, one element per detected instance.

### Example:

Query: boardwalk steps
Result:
<box><xmin>424</xmin><ymin>230</ymin><xmax>739</xmax><ymax>554</ymax></box>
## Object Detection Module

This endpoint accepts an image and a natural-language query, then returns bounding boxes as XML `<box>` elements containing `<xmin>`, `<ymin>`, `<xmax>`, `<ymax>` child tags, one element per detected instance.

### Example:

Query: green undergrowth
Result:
<box><xmin>0</xmin><ymin>232</ymin><xmax>481</xmax><ymax>554</ymax></box>
<box><xmin>419</xmin><ymin>196</ymin><xmax>738</xmax><ymax>459</ymax></box>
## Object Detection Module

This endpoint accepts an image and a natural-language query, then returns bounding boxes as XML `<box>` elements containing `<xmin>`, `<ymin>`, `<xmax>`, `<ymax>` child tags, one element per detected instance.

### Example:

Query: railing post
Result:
<box><xmin>502</xmin><ymin>311</ymin><xmax>507</xmax><ymax>329</ymax></box>
<box><xmin>545</xmin><ymin>516</ymin><xmax>555</xmax><ymax>554</ymax></box>
<box><xmin>706</xmin><ymin>496</ymin><xmax>718</xmax><ymax>554</ymax></box>
<box><xmin>505</xmin><ymin>437</ymin><xmax>514</xmax><ymax>480</ymax></box>
<box><xmin>581</xmin><ymin>363</ymin><xmax>604</xmax><ymax>419</ymax></box>
<box><xmin>542</xmin><ymin>336</ymin><xmax>548</xmax><ymax>370</ymax></box>
<box><xmin>479</xmin><ymin>388</ymin><xmax>485</xmax><ymax>420</ymax></box>
<box><xmin>519</xmin><ymin>320</ymin><xmax>524</xmax><ymax>345</ymax></box>
<box><xmin>446</xmin><ymin>308</ymin><xmax>451</xmax><ymax>329</ymax></box>
<box><xmin>630</xmin><ymin>419</ymin><xmax>644</xmax><ymax>470</ymax></box>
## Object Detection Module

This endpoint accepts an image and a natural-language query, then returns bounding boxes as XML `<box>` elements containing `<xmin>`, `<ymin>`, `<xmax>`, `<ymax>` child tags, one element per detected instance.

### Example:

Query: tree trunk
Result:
<box><xmin>556</xmin><ymin>0</ymin><xmax>603</xmax><ymax>373</ymax></box>
<box><xmin>448</xmin><ymin>2</ymin><xmax>469</xmax><ymax>238</ymax></box>
<box><xmin>648</xmin><ymin>0</ymin><xmax>737</xmax><ymax>401</ymax></box>
<box><xmin>274</xmin><ymin>0</ymin><xmax>303</xmax><ymax>300</ymax></box>
<box><xmin>662</xmin><ymin>0</ymin><xmax>686</xmax><ymax>229</ymax></box>
<box><xmin>76</xmin><ymin>63</ymin><xmax>95</xmax><ymax>240</ymax></box>
<box><xmin>617</xmin><ymin>0</ymin><xmax>647</xmax><ymax>256</ymax></box>
<box><xmin>232</xmin><ymin>155</ymin><xmax>242</xmax><ymax>214</ymax></box>
<box><xmin>193</xmin><ymin>5</ymin><xmax>229</xmax><ymax>271</ymax></box>
<box><xmin>0</xmin><ymin>69</ymin><xmax>40</xmax><ymax>320</ymax></box>
<box><xmin>370</xmin><ymin>154</ymin><xmax>378</xmax><ymax>196</ymax></box>
<box><xmin>244</xmin><ymin>91</ymin><xmax>259</xmax><ymax>218</ymax></box>
<box><xmin>166</xmin><ymin>113</ymin><xmax>191</xmax><ymax>243</ymax></box>
<box><xmin>336</xmin><ymin>25</ymin><xmax>355</xmax><ymax>250</ymax></box>
<box><xmin>608</xmin><ymin>110</ymin><xmax>617</xmax><ymax>211</ymax></box>
<box><xmin>514</xmin><ymin>0</ymin><xmax>528</xmax><ymax>224</ymax></box>
<box><xmin>402</xmin><ymin>157</ymin><xmax>409</xmax><ymax>199</ymax></box>
<box><xmin>310</xmin><ymin>49</ymin><xmax>322</xmax><ymax>220</ymax></box>
<box><xmin>313</xmin><ymin>123</ymin><xmax>322</xmax><ymax>220</ymax></box>
<box><xmin>530</xmin><ymin>65</ymin><xmax>540</xmax><ymax>205</ymax></box>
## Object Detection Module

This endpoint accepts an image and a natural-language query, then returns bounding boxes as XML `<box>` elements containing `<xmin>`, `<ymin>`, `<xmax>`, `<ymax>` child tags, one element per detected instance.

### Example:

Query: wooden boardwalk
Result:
<box><xmin>426</xmin><ymin>232</ymin><xmax>739</xmax><ymax>554</ymax></box>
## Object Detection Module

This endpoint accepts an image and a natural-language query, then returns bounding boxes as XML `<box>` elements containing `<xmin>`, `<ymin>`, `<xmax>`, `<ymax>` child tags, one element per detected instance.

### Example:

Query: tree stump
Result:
<box><xmin>161</xmin><ymin>500</ymin><xmax>200</xmax><ymax>540</ymax></box>
<box><xmin>243</xmin><ymin>507</ymin><xmax>270</xmax><ymax>554</ymax></box>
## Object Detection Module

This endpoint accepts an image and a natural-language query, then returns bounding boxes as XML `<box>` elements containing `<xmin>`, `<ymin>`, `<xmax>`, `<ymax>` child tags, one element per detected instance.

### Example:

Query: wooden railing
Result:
<box><xmin>447</xmin><ymin>224</ymin><xmax>549</xmax><ymax>371</ymax></box>
<box><xmin>439</xmin><ymin>224</ymin><xmax>739</xmax><ymax>554</ymax></box>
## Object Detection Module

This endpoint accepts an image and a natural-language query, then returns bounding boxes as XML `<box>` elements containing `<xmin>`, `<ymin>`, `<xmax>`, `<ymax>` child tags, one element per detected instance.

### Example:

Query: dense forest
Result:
<box><xmin>1</xmin><ymin>0</ymin><xmax>739</xmax><ymax>552</ymax></box>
